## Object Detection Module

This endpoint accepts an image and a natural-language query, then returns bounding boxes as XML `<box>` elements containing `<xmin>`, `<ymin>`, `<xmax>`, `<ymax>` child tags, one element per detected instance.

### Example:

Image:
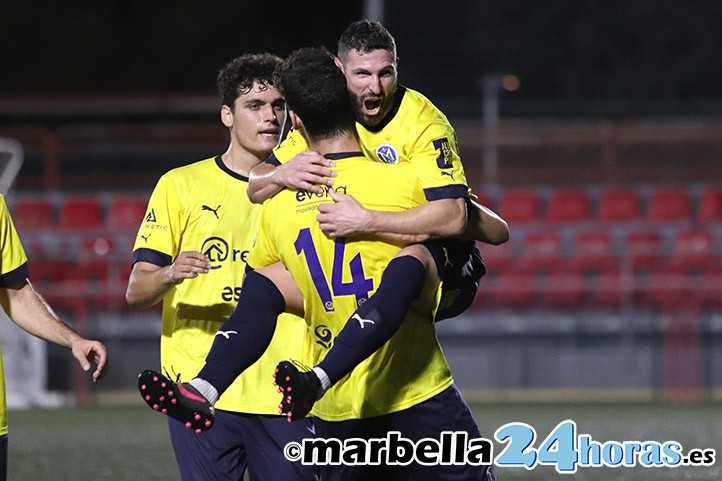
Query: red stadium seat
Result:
<box><xmin>568</xmin><ymin>232</ymin><xmax>616</xmax><ymax>273</ymax></box>
<box><xmin>11</xmin><ymin>198</ymin><xmax>55</xmax><ymax>231</ymax></box>
<box><xmin>28</xmin><ymin>260</ymin><xmax>66</xmax><ymax>288</ymax></box>
<box><xmin>698</xmin><ymin>270</ymin><xmax>722</xmax><ymax>309</ymax></box>
<box><xmin>546</xmin><ymin>189</ymin><xmax>590</xmax><ymax>223</ymax></box>
<box><xmin>517</xmin><ymin>233</ymin><xmax>564</xmax><ymax>272</ymax></box>
<box><xmin>698</xmin><ymin>187</ymin><xmax>722</xmax><ymax>222</ymax></box>
<box><xmin>637</xmin><ymin>270</ymin><xmax>694</xmax><ymax>309</ymax></box>
<box><xmin>588</xmin><ymin>269</ymin><xmax>633</xmax><ymax>310</ymax></box>
<box><xmin>497</xmin><ymin>189</ymin><xmax>540</xmax><ymax>223</ymax></box>
<box><xmin>479</xmin><ymin>237</ymin><xmax>517</xmax><ymax>272</ymax></box>
<box><xmin>489</xmin><ymin>271</ymin><xmax>537</xmax><ymax>307</ymax></box>
<box><xmin>647</xmin><ymin>187</ymin><xmax>691</xmax><ymax>222</ymax></box>
<box><xmin>597</xmin><ymin>188</ymin><xmax>641</xmax><ymax>222</ymax></box>
<box><xmin>59</xmin><ymin>196</ymin><xmax>102</xmax><ymax>230</ymax></box>
<box><xmin>624</xmin><ymin>232</ymin><xmax>663</xmax><ymax>270</ymax></box>
<box><xmin>539</xmin><ymin>271</ymin><xmax>586</xmax><ymax>308</ymax></box>
<box><xmin>107</xmin><ymin>195</ymin><xmax>148</xmax><ymax>231</ymax></box>
<box><xmin>669</xmin><ymin>230</ymin><xmax>715</xmax><ymax>271</ymax></box>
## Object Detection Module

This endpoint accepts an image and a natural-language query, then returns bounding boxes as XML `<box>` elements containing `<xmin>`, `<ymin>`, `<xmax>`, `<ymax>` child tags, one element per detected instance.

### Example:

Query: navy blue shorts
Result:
<box><xmin>314</xmin><ymin>385</ymin><xmax>495</xmax><ymax>481</ymax></box>
<box><xmin>168</xmin><ymin>410</ymin><xmax>316</xmax><ymax>481</ymax></box>
<box><xmin>423</xmin><ymin>239</ymin><xmax>486</xmax><ymax>322</ymax></box>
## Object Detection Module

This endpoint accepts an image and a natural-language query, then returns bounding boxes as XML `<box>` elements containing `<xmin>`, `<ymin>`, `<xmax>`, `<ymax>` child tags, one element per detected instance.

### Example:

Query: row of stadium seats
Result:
<box><xmin>475</xmin><ymin>185</ymin><xmax>722</xmax><ymax>223</ymax></box>
<box><xmin>9</xmin><ymin>185</ymin><xmax>722</xmax><ymax>232</ymax></box>
<box><xmin>7</xmin><ymin>186</ymin><xmax>722</xmax><ymax>314</ymax></box>
<box><xmin>482</xmin><ymin>228</ymin><xmax>721</xmax><ymax>273</ymax></box>
<box><xmin>10</xmin><ymin>194</ymin><xmax>147</xmax><ymax>232</ymax></box>
<box><xmin>475</xmin><ymin>269</ymin><xmax>722</xmax><ymax>311</ymax></box>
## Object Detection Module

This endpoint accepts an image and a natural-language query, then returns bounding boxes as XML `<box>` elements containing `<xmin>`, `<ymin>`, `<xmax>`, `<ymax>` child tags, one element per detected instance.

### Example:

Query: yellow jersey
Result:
<box><xmin>133</xmin><ymin>157</ymin><xmax>311</xmax><ymax>414</ymax></box>
<box><xmin>271</xmin><ymin>86</ymin><xmax>470</xmax><ymax>201</ymax></box>
<box><xmin>0</xmin><ymin>195</ymin><xmax>30</xmax><ymax>435</ymax></box>
<box><xmin>248</xmin><ymin>153</ymin><xmax>453</xmax><ymax>421</ymax></box>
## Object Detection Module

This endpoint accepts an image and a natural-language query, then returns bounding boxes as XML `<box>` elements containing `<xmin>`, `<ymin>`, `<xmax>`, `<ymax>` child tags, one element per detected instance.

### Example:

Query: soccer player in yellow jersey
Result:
<box><xmin>248</xmin><ymin>20</ymin><xmax>508</xmax><ymax>324</ymax></box>
<box><xmin>0</xmin><ymin>195</ymin><xmax>107</xmax><ymax>481</ymax></box>
<box><xmin>127</xmin><ymin>54</ymin><xmax>314</xmax><ymax>481</ymax></box>
<box><xmin>265</xmin><ymin>47</ymin><xmax>494</xmax><ymax>481</ymax></box>
<box><xmin>155</xmin><ymin>47</ymin><xmax>494</xmax><ymax>480</ymax></box>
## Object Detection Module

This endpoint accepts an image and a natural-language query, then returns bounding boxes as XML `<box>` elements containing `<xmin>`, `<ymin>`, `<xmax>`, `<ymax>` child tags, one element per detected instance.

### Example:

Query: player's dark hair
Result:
<box><xmin>276</xmin><ymin>47</ymin><xmax>355</xmax><ymax>141</ymax></box>
<box><xmin>217</xmin><ymin>53</ymin><xmax>283</xmax><ymax>108</ymax></box>
<box><xmin>337</xmin><ymin>20</ymin><xmax>396</xmax><ymax>60</ymax></box>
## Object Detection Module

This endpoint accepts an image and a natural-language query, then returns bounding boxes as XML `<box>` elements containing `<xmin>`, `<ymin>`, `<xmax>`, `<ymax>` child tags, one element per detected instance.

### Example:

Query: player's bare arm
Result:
<box><xmin>317</xmin><ymin>189</ymin><xmax>466</xmax><ymax>239</ymax></box>
<box><xmin>464</xmin><ymin>198</ymin><xmax>509</xmax><ymax>245</ymax></box>
<box><xmin>0</xmin><ymin>280</ymin><xmax>108</xmax><ymax>381</ymax></box>
<box><xmin>126</xmin><ymin>251</ymin><xmax>210</xmax><ymax>308</ymax></box>
<box><xmin>318</xmin><ymin>189</ymin><xmax>509</xmax><ymax>244</ymax></box>
<box><xmin>247</xmin><ymin>151</ymin><xmax>337</xmax><ymax>204</ymax></box>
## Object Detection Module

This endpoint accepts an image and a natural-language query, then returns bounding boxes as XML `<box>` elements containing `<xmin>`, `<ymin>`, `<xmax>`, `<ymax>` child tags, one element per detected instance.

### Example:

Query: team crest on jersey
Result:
<box><xmin>375</xmin><ymin>143</ymin><xmax>399</xmax><ymax>164</ymax></box>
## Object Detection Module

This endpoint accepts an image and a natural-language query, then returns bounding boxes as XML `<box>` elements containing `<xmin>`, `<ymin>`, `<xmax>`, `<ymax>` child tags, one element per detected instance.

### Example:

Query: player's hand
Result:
<box><xmin>71</xmin><ymin>337</ymin><xmax>108</xmax><ymax>382</ymax></box>
<box><xmin>273</xmin><ymin>151</ymin><xmax>336</xmax><ymax>194</ymax></box>
<box><xmin>317</xmin><ymin>189</ymin><xmax>372</xmax><ymax>238</ymax></box>
<box><xmin>167</xmin><ymin>251</ymin><xmax>210</xmax><ymax>285</ymax></box>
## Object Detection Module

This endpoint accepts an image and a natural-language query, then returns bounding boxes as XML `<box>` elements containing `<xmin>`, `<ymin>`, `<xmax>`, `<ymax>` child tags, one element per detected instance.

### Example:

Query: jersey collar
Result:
<box><xmin>215</xmin><ymin>155</ymin><xmax>249</xmax><ymax>182</ymax></box>
<box><xmin>323</xmin><ymin>152</ymin><xmax>364</xmax><ymax>160</ymax></box>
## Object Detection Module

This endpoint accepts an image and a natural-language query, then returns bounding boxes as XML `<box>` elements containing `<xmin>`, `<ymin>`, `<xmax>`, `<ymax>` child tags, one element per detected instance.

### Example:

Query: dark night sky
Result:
<box><xmin>0</xmin><ymin>2</ymin><xmax>363</xmax><ymax>93</ymax></box>
<box><xmin>3</xmin><ymin>1</ymin><xmax>722</xmax><ymax>117</ymax></box>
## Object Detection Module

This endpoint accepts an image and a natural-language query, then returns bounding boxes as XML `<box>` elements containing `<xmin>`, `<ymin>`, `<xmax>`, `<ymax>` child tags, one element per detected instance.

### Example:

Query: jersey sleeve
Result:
<box><xmin>0</xmin><ymin>197</ymin><xmax>29</xmax><ymax>287</ymax></box>
<box><xmin>246</xmin><ymin>203</ymin><xmax>280</xmax><ymax>271</ymax></box>
<box><xmin>132</xmin><ymin>173</ymin><xmax>183</xmax><ymax>267</ymax></box>
<box><xmin>409</xmin><ymin>121</ymin><xmax>470</xmax><ymax>201</ymax></box>
<box><xmin>267</xmin><ymin>128</ymin><xmax>310</xmax><ymax>166</ymax></box>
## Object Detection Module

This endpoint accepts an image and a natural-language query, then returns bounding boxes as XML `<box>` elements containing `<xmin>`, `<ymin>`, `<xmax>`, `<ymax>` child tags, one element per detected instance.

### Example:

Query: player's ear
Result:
<box><xmin>289</xmin><ymin>110</ymin><xmax>302</xmax><ymax>130</ymax></box>
<box><xmin>289</xmin><ymin>111</ymin><xmax>309</xmax><ymax>140</ymax></box>
<box><xmin>334</xmin><ymin>56</ymin><xmax>344</xmax><ymax>73</ymax></box>
<box><xmin>220</xmin><ymin>104</ymin><xmax>234</xmax><ymax>129</ymax></box>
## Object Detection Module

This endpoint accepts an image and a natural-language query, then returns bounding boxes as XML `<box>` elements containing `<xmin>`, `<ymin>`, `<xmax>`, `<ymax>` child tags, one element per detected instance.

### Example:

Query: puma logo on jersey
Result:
<box><xmin>215</xmin><ymin>330</ymin><xmax>238</xmax><ymax>339</ymax></box>
<box><xmin>352</xmin><ymin>313</ymin><xmax>375</xmax><ymax>329</ymax></box>
<box><xmin>440</xmin><ymin>171</ymin><xmax>455</xmax><ymax>180</ymax></box>
<box><xmin>140</xmin><ymin>233</ymin><xmax>151</xmax><ymax>243</ymax></box>
<box><xmin>202</xmin><ymin>204</ymin><xmax>221</xmax><ymax>219</ymax></box>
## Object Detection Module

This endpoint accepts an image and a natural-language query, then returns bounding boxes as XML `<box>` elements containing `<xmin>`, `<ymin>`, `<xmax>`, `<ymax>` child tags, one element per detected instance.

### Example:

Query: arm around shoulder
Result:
<box><xmin>248</xmin><ymin>151</ymin><xmax>336</xmax><ymax>204</ymax></box>
<box><xmin>247</xmin><ymin>162</ymin><xmax>283</xmax><ymax>204</ymax></box>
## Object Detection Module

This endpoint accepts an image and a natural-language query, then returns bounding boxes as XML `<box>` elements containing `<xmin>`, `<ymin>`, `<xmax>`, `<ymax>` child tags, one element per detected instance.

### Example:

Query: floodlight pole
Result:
<box><xmin>364</xmin><ymin>0</ymin><xmax>385</xmax><ymax>22</ymax></box>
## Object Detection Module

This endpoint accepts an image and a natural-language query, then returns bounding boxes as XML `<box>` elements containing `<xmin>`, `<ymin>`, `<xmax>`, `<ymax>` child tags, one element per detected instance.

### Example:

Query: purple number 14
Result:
<box><xmin>294</xmin><ymin>228</ymin><xmax>374</xmax><ymax>312</ymax></box>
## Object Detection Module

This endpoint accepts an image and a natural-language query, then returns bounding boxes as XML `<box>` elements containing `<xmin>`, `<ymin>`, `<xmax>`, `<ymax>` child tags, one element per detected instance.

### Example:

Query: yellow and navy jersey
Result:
<box><xmin>132</xmin><ymin>156</ymin><xmax>311</xmax><ymax>414</ymax></box>
<box><xmin>248</xmin><ymin>153</ymin><xmax>453</xmax><ymax>421</ymax></box>
<box><xmin>270</xmin><ymin>86</ymin><xmax>470</xmax><ymax>202</ymax></box>
<box><xmin>0</xmin><ymin>195</ymin><xmax>30</xmax><ymax>435</ymax></box>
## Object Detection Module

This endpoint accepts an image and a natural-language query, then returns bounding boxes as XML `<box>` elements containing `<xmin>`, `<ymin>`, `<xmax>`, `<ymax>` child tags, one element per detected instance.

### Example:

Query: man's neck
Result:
<box><xmin>220</xmin><ymin>145</ymin><xmax>264</xmax><ymax>177</ymax></box>
<box><xmin>308</xmin><ymin>131</ymin><xmax>361</xmax><ymax>157</ymax></box>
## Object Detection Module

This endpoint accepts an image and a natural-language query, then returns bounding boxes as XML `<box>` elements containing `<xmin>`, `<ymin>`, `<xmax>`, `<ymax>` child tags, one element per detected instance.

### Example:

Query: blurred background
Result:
<box><xmin>1</xmin><ymin>0</ymin><xmax>721</xmax><ymax>431</ymax></box>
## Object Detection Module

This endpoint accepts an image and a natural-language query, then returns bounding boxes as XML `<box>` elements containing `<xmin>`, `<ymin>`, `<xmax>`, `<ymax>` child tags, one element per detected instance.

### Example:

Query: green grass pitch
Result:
<box><xmin>8</xmin><ymin>401</ymin><xmax>721</xmax><ymax>480</ymax></box>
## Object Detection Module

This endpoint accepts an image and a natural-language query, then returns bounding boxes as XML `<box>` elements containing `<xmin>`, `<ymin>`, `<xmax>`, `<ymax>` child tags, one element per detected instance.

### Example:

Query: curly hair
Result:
<box><xmin>337</xmin><ymin>20</ymin><xmax>396</xmax><ymax>61</ymax></box>
<box><xmin>276</xmin><ymin>47</ymin><xmax>355</xmax><ymax>140</ymax></box>
<box><xmin>217</xmin><ymin>53</ymin><xmax>283</xmax><ymax>108</ymax></box>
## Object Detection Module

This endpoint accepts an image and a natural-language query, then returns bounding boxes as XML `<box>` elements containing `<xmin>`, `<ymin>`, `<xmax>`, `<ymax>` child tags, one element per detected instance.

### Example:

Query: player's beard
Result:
<box><xmin>352</xmin><ymin>89</ymin><xmax>396</xmax><ymax>129</ymax></box>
